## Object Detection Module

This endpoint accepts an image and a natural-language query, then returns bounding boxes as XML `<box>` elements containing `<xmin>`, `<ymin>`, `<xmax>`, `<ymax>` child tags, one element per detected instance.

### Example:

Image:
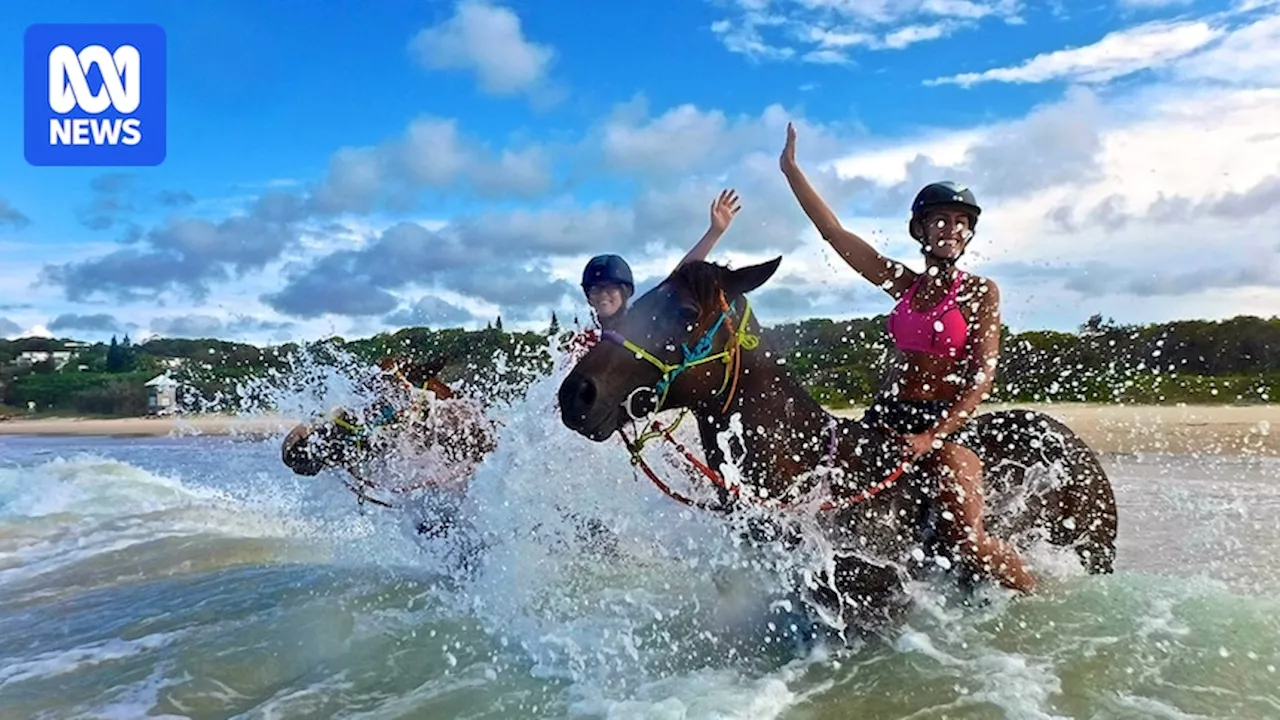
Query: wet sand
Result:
<box><xmin>0</xmin><ymin>403</ymin><xmax>1276</xmax><ymax>455</ymax></box>
<box><xmin>828</xmin><ymin>403</ymin><xmax>1278</xmax><ymax>456</ymax></box>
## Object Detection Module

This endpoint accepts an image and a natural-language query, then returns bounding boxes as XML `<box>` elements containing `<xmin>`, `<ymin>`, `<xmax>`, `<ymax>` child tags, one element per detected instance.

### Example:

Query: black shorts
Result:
<box><xmin>859</xmin><ymin>397</ymin><xmax>950</xmax><ymax>435</ymax></box>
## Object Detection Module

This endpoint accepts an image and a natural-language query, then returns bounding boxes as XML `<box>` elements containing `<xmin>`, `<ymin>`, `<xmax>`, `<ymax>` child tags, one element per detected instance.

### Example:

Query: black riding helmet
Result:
<box><xmin>908</xmin><ymin>181</ymin><xmax>982</xmax><ymax>240</ymax></box>
<box><xmin>581</xmin><ymin>254</ymin><xmax>635</xmax><ymax>296</ymax></box>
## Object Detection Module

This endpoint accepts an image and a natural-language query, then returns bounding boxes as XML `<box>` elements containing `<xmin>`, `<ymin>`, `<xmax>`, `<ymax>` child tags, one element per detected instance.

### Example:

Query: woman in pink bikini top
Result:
<box><xmin>779</xmin><ymin>122</ymin><xmax>1039</xmax><ymax>595</ymax></box>
<box><xmin>886</xmin><ymin>270</ymin><xmax>971</xmax><ymax>360</ymax></box>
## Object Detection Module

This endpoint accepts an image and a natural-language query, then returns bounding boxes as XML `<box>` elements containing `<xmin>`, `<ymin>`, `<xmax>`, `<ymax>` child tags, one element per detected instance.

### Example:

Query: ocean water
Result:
<box><xmin>2</xmin><ymin>369</ymin><xmax>1278</xmax><ymax>719</ymax></box>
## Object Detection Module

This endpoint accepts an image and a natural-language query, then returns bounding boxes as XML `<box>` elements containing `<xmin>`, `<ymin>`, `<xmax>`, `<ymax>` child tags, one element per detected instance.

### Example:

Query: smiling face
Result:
<box><xmin>586</xmin><ymin>282</ymin><xmax>628</xmax><ymax>319</ymax></box>
<box><xmin>917</xmin><ymin>206</ymin><xmax>975</xmax><ymax>260</ymax></box>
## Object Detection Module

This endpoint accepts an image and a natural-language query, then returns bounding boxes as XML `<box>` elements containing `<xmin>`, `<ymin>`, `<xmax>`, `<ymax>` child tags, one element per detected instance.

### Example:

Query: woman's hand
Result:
<box><xmin>779</xmin><ymin>122</ymin><xmax>798</xmax><ymax>173</ymax></box>
<box><xmin>709</xmin><ymin>188</ymin><xmax>742</xmax><ymax>233</ymax></box>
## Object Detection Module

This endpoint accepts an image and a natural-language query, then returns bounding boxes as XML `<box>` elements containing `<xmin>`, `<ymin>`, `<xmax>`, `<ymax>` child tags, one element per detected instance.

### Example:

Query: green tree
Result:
<box><xmin>105</xmin><ymin>335</ymin><xmax>124</xmax><ymax>372</ymax></box>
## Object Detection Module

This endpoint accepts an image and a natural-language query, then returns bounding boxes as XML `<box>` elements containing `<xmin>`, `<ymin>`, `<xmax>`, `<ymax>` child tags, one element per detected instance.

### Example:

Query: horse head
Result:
<box><xmin>558</xmin><ymin>257</ymin><xmax>781</xmax><ymax>443</ymax></box>
<box><xmin>280</xmin><ymin>353</ymin><xmax>455</xmax><ymax>478</ymax></box>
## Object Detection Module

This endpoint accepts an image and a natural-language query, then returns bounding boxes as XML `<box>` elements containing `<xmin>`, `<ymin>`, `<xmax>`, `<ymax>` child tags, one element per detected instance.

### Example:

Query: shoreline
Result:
<box><xmin>0</xmin><ymin>403</ymin><xmax>1275</xmax><ymax>456</ymax></box>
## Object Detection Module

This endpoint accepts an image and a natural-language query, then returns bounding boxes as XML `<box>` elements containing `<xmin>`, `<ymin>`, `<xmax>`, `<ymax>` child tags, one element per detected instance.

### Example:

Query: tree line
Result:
<box><xmin>1</xmin><ymin>313</ymin><xmax>1276</xmax><ymax>418</ymax></box>
<box><xmin>765</xmin><ymin>313</ymin><xmax>1279</xmax><ymax>407</ymax></box>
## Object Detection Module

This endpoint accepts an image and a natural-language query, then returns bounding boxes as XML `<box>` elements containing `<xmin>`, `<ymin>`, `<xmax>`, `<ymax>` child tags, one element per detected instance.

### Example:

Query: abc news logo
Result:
<box><xmin>24</xmin><ymin>24</ymin><xmax>167</xmax><ymax>167</ymax></box>
<box><xmin>48</xmin><ymin>44</ymin><xmax>143</xmax><ymax>146</ymax></box>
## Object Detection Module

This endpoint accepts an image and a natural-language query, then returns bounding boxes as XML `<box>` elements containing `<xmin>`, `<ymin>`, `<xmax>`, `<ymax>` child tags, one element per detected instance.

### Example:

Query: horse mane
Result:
<box><xmin>668</xmin><ymin>258</ymin><xmax>825</xmax><ymax>419</ymax></box>
<box><xmin>664</xmin><ymin>260</ymin><xmax>731</xmax><ymax>308</ymax></box>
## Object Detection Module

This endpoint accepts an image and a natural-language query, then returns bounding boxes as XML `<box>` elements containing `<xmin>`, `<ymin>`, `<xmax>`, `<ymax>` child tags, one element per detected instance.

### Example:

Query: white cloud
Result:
<box><xmin>926</xmin><ymin>18</ymin><xmax>1224</xmax><ymax>86</ymax></box>
<box><xmin>1117</xmin><ymin>0</ymin><xmax>1192</xmax><ymax>8</ymax></box>
<box><xmin>13</xmin><ymin>4</ymin><xmax>1280</xmax><ymax>343</ymax></box>
<box><xmin>1172</xmin><ymin>13</ymin><xmax>1280</xmax><ymax>85</ymax></box>
<box><xmin>830</xmin><ymin>130</ymin><xmax>982</xmax><ymax>184</ymax></box>
<box><xmin>601</xmin><ymin>102</ymin><xmax>743</xmax><ymax>175</ymax></box>
<box><xmin>598</xmin><ymin>96</ymin><xmax>858</xmax><ymax>178</ymax></box>
<box><xmin>309</xmin><ymin>115</ymin><xmax>553</xmax><ymax>215</ymax></box>
<box><xmin>409</xmin><ymin>0</ymin><xmax>557</xmax><ymax>99</ymax></box>
<box><xmin>708</xmin><ymin>0</ymin><xmax>1021</xmax><ymax>62</ymax></box>
<box><xmin>882</xmin><ymin>22</ymin><xmax>954</xmax><ymax>48</ymax></box>
<box><xmin>19</xmin><ymin>324</ymin><xmax>53</xmax><ymax>339</ymax></box>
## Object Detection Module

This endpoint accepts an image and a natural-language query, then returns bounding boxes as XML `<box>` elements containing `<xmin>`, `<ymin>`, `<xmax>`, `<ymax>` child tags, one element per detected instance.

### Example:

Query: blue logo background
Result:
<box><xmin>24</xmin><ymin>23</ymin><xmax>167</xmax><ymax>167</ymax></box>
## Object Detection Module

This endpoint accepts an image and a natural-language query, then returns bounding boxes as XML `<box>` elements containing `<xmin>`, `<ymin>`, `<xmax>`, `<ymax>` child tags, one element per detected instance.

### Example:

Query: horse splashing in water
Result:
<box><xmin>281</xmin><ymin>354</ymin><xmax>621</xmax><ymax>557</ymax></box>
<box><xmin>557</xmin><ymin>258</ymin><xmax>1118</xmax><ymax>633</ymax></box>
<box><xmin>280</xmin><ymin>354</ymin><xmax>499</xmax><ymax>533</ymax></box>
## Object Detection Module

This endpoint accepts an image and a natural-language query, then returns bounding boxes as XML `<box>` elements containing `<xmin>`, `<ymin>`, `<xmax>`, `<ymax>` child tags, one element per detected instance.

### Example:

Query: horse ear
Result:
<box><xmin>724</xmin><ymin>256</ymin><xmax>781</xmax><ymax>297</ymax></box>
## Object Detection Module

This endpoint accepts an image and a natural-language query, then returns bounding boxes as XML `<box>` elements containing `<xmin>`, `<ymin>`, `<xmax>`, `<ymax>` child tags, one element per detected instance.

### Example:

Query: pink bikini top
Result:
<box><xmin>886</xmin><ymin>271</ymin><xmax>970</xmax><ymax>359</ymax></box>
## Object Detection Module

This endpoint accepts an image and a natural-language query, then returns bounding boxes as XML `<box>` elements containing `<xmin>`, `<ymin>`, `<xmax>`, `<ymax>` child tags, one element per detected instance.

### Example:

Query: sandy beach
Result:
<box><xmin>828</xmin><ymin>403</ymin><xmax>1278</xmax><ymax>456</ymax></box>
<box><xmin>0</xmin><ymin>413</ymin><xmax>299</xmax><ymax>439</ymax></box>
<box><xmin>0</xmin><ymin>403</ymin><xmax>1276</xmax><ymax>456</ymax></box>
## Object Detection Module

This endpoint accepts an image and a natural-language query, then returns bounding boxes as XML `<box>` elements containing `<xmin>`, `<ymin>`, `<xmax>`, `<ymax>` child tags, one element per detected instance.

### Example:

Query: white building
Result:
<box><xmin>144</xmin><ymin>374</ymin><xmax>181</xmax><ymax>415</ymax></box>
<box><xmin>15</xmin><ymin>350</ymin><xmax>74</xmax><ymax>370</ymax></box>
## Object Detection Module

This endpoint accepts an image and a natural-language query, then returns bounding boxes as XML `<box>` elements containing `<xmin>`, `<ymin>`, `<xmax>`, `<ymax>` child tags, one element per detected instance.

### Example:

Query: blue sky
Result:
<box><xmin>2</xmin><ymin>0</ymin><xmax>1277</xmax><ymax>343</ymax></box>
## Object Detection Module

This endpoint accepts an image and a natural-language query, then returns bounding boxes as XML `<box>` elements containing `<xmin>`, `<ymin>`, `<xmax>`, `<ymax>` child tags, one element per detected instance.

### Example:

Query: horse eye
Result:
<box><xmin>677</xmin><ymin>306</ymin><xmax>699</xmax><ymax>322</ymax></box>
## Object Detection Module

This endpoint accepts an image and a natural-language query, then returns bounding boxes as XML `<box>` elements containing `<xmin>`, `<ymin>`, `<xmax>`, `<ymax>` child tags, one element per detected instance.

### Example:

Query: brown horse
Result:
<box><xmin>557</xmin><ymin>258</ymin><xmax>1118</xmax><ymax>632</ymax></box>
<box><xmin>281</xmin><ymin>355</ymin><xmax>624</xmax><ymax>558</ymax></box>
<box><xmin>280</xmin><ymin>354</ymin><xmax>499</xmax><ymax>516</ymax></box>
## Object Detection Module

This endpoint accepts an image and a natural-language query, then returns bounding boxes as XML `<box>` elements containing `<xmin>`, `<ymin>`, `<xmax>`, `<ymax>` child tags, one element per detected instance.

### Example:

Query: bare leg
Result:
<box><xmin>935</xmin><ymin>443</ymin><xmax>1038</xmax><ymax>594</ymax></box>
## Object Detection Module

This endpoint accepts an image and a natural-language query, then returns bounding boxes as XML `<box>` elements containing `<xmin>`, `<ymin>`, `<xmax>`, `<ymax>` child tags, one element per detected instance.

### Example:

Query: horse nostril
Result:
<box><xmin>576</xmin><ymin>376</ymin><xmax>597</xmax><ymax>409</ymax></box>
<box><xmin>559</xmin><ymin>372</ymin><xmax>598</xmax><ymax>424</ymax></box>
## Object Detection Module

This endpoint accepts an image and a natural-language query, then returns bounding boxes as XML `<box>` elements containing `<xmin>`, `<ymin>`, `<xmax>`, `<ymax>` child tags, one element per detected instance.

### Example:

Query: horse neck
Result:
<box><xmin>690</xmin><ymin>338</ymin><xmax>862</xmax><ymax>496</ymax></box>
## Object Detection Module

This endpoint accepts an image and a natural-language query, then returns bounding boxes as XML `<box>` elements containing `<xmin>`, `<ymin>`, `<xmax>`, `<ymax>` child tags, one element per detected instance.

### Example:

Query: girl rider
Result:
<box><xmin>778</xmin><ymin>123</ymin><xmax>1037</xmax><ymax>594</ymax></box>
<box><xmin>571</xmin><ymin>189</ymin><xmax>742</xmax><ymax>354</ymax></box>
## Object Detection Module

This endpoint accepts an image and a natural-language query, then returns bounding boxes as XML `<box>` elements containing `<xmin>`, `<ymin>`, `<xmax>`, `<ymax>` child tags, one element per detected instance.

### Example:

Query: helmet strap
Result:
<box><xmin>919</xmin><ymin>241</ymin><xmax>965</xmax><ymax>277</ymax></box>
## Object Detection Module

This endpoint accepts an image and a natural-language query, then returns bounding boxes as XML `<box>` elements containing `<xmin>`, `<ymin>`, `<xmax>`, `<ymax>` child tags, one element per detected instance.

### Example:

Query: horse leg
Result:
<box><xmin>804</xmin><ymin>555</ymin><xmax>911</xmax><ymax>634</ymax></box>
